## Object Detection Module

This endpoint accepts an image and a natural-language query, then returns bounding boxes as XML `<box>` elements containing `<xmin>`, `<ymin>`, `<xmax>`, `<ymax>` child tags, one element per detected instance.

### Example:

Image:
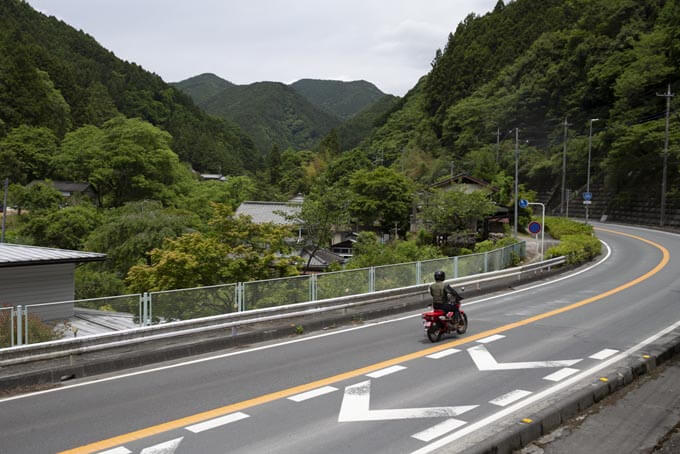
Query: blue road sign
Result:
<box><xmin>528</xmin><ymin>221</ymin><xmax>541</xmax><ymax>234</ymax></box>
<box><xmin>518</xmin><ymin>199</ymin><xmax>529</xmax><ymax>208</ymax></box>
<box><xmin>583</xmin><ymin>192</ymin><xmax>593</xmax><ymax>201</ymax></box>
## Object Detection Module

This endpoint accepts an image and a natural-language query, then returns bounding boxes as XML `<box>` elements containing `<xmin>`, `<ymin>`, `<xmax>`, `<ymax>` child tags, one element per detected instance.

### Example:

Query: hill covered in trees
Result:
<box><xmin>290</xmin><ymin>79</ymin><xmax>387</xmax><ymax>120</ymax></box>
<box><xmin>360</xmin><ymin>0</ymin><xmax>680</xmax><ymax>209</ymax></box>
<box><xmin>174</xmin><ymin>74</ymin><xmax>392</xmax><ymax>154</ymax></box>
<box><xmin>0</xmin><ymin>0</ymin><xmax>259</xmax><ymax>175</ymax></box>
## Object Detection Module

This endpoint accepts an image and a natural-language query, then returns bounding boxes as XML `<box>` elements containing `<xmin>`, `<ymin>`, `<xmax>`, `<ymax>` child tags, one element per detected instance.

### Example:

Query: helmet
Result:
<box><xmin>434</xmin><ymin>270</ymin><xmax>445</xmax><ymax>282</ymax></box>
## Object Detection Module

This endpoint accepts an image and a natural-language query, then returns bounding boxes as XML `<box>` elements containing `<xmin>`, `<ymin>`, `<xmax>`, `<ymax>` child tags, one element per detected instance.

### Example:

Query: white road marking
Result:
<box><xmin>412</xmin><ymin>317</ymin><xmax>680</xmax><ymax>454</ymax></box>
<box><xmin>366</xmin><ymin>365</ymin><xmax>407</xmax><ymax>378</ymax></box>
<box><xmin>489</xmin><ymin>389</ymin><xmax>533</xmax><ymax>407</ymax></box>
<box><xmin>185</xmin><ymin>412</ymin><xmax>249</xmax><ymax>433</ymax></box>
<box><xmin>590</xmin><ymin>348</ymin><xmax>619</xmax><ymax>360</ymax></box>
<box><xmin>543</xmin><ymin>367</ymin><xmax>581</xmax><ymax>382</ymax></box>
<box><xmin>468</xmin><ymin>344</ymin><xmax>582</xmax><ymax>371</ymax></box>
<box><xmin>288</xmin><ymin>386</ymin><xmax>338</xmax><ymax>402</ymax></box>
<box><xmin>476</xmin><ymin>334</ymin><xmax>506</xmax><ymax>344</ymax></box>
<box><xmin>411</xmin><ymin>418</ymin><xmax>467</xmax><ymax>442</ymax></box>
<box><xmin>426</xmin><ymin>348</ymin><xmax>461</xmax><ymax>359</ymax></box>
<box><xmin>139</xmin><ymin>437</ymin><xmax>183</xmax><ymax>454</ymax></box>
<box><xmin>0</xmin><ymin>240</ymin><xmax>613</xmax><ymax>404</ymax></box>
<box><xmin>338</xmin><ymin>380</ymin><xmax>477</xmax><ymax>422</ymax></box>
<box><xmin>98</xmin><ymin>448</ymin><xmax>131</xmax><ymax>454</ymax></box>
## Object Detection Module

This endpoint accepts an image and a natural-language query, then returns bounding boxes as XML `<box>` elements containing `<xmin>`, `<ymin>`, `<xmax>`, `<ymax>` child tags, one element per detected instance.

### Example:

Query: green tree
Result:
<box><xmin>52</xmin><ymin>117</ymin><xmax>193</xmax><ymax>207</ymax></box>
<box><xmin>421</xmin><ymin>189</ymin><xmax>496</xmax><ymax>235</ymax></box>
<box><xmin>8</xmin><ymin>181</ymin><xmax>63</xmax><ymax>214</ymax></box>
<box><xmin>20</xmin><ymin>204</ymin><xmax>101</xmax><ymax>250</ymax></box>
<box><xmin>348</xmin><ymin>166</ymin><xmax>415</xmax><ymax>232</ymax></box>
<box><xmin>347</xmin><ymin>231</ymin><xmax>443</xmax><ymax>268</ymax></box>
<box><xmin>182</xmin><ymin>176</ymin><xmax>257</xmax><ymax>221</ymax></box>
<box><xmin>0</xmin><ymin>126</ymin><xmax>59</xmax><ymax>184</ymax></box>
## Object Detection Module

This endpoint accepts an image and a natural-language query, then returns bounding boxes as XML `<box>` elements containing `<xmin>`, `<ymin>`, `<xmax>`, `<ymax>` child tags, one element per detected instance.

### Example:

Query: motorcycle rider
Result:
<box><xmin>429</xmin><ymin>270</ymin><xmax>461</xmax><ymax>321</ymax></box>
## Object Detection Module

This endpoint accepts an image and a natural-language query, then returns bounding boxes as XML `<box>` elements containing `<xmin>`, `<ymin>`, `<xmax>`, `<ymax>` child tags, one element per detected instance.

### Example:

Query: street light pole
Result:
<box><xmin>514</xmin><ymin>127</ymin><xmax>519</xmax><ymax>237</ymax></box>
<box><xmin>586</xmin><ymin>118</ymin><xmax>599</xmax><ymax>224</ymax></box>
<box><xmin>561</xmin><ymin>117</ymin><xmax>569</xmax><ymax>216</ymax></box>
<box><xmin>657</xmin><ymin>83</ymin><xmax>674</xmax><ymax>226</ymax></box>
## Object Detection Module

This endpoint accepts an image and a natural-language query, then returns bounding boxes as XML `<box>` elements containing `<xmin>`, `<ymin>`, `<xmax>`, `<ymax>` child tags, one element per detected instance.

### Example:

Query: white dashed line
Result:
<box><xmin>185</xmin><ymin>412</ymin><xmax>250</xmax><ymax>433</ymax></box>
<box><xmin>589</xmin><ymin>349</ymin><xmax>619</xmax><ymax>360</ymax></box>
<box><xmin>543</xmin><ymin>367</ymin><xmax>580</xmax><ymax>382</ymax></box>
<box><xmin>366</xmin><ymin>365</ymin><xmax>407</xmax><ymax>378</ymax></box>
<box><xmin>489</xmin><ymin>389</ymin><xmax>532</xmax><ymax>407</ymax></box>
<box><xmin>98</xmin><ymin>448</ymin><xmax>131</xmax><ymax>454</ymax></box>
<box><xmin>426</xmin><ymin>348</ymin><xmax>461</xmax><ymax>359</ymax></box>
<box><xmin>411</xmin><ymin>418</ymin><xmax>467</xmax><ymax>442</ymax></box>
<box><xmin>288</xmin><ymin>386</ymin><xmax>338</xmax><ymax>402</ymax></box>
<box><xmin>476</xmin><ymin>334</ymin><xmax>506</xmax><ymax>344</ymax></box>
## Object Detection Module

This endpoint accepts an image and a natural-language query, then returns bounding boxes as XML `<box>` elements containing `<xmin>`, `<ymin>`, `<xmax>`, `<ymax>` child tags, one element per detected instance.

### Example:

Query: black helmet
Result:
<box><xmin>434</xmin><ymin>270</ymin><xmax>445</xmax><ymax>282</ymax></box>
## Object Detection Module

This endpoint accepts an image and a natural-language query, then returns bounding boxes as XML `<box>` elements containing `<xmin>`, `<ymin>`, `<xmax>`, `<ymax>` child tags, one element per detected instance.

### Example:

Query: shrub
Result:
<box><xmin>546</xmin><ymin>233</ymin><xmax>602</xmax><ymax>264</ymax></box>
<box><xmin>544</xmin><ymin>216</ymin><xmax>594</xmax><ymax>239</ymax></box>
<box><xmin>0</xmin><ymin>309</ymin><xmax>63</xmax><ymax>348</ymax></box>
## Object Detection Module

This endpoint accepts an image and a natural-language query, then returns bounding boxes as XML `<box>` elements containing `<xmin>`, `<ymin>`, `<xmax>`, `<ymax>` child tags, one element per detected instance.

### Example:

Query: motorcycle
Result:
<box><xmin>422</xmin><ymin>287</ymin><xmax>468</xmax><ymax>342</ymax></box>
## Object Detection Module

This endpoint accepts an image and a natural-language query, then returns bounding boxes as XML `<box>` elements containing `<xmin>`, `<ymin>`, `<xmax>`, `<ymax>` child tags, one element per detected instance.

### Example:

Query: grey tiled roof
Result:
<box><xmin>235</xmin><ymin>201</ymin><xmax>301</xmax><ymax>225</ymax></box>
<box><xmin>0</xmin><ymin>243</ymin><xmax>106</xmax><ymax>267</ymax></box>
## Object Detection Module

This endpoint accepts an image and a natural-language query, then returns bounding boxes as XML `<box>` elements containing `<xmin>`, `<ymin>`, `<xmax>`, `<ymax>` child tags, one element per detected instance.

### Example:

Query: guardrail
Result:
<box><xmin>0</xmin><ymin>256</ymin><xmax>565</xmax><ymax>368</ymax></box>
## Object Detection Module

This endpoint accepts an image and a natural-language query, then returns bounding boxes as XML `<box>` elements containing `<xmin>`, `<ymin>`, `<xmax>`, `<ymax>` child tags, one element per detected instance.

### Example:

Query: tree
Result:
<box><xmin>181</xmin><ymin>176</ymin><xmax>257</xmax><ymax>221</ymax></box>
<box><xmin>0</xmin><ymin>126</ymin><xmax>59</xmax><ymax>184</ymax></box>
<box><xmin>8</xmin><ymin>181</ymin><xmax>63</xmax><ymax>214</ymax></box>
<box><xmin>20</xmin><ymin>204</ymin><xmax>101</xmax><ymax>250</ymax></box>
<box><xmin>421</xmin><ymin>189</ymin><xmax>496</xmax><ymax>235</ymax></box>
<box><xmin>347</xmin><ymin>231</ymin><xmax>443</xmax><ymax>268</ymax></box>
<box><xmin>348</xmin><ymin>166</ymin><xmax>415</xmax><ymax>232</ymax></box>
<box><xmin>52</xmin><ymin>116</ymin><xmax>194</xmax><ymax>207</ymax></box>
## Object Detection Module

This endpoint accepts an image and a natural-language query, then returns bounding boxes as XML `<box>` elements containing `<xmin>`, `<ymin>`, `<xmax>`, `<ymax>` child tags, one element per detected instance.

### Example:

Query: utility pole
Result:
<box><xmin>1</xmin><ymin>178</ymin><xmax>8</xmax><ymax>243</ymax></box>
<box><xmin>514</xmin><ymin>128</ymin><xmax>519</xmax><ymax>237</ymax></box>
<box><xmin>496</xmin><ymin>127</ymin><xmax>500</xmax><ymax>163</ymax></box>
<box><xmin>657</xmin><ymin>83</ymin><xmax>674</xmax><ymax>226</ymax></box>
<box><xmin>586</xmin><ymin>118</ymin><xmax>599</xmax><ymax>224</ymax></box>
<box><xmin>560</xmin><ymin>117</ymin><xmax>571</xmax><ymax>216</ymax></box>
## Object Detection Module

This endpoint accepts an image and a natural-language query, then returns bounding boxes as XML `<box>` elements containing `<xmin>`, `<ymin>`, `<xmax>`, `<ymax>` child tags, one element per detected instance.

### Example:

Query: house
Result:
<box><xmin>28</xmin><ymin>180</ymin><xmax>98</xmax><ymax>203</ymax></box>
<box><xmin>0</xmin><ymin>243</ymin><xmax>106</xmax><ymax>321</ymax></box>
<box><xmin>428</xmin><ymin>173</ymin><xmax>496</xmax><ymax>194</ymax></box>
<box><xmin>330</xmin><ymin>233</ymin><xmax>358</xmax><ymax>259</ymax></box>
<box><xmin>199</xmin><ymin>173</ymin><xmax>228</xmax><ymax>182</ymax></box>
<box><xmin>298</xmin><ymin>246</ymin><xmax>345</xmax><ymax>272</ymax></box>
<box><xmin>236</xmin><ymin>195</ymin><xmax>304</xmax><ymax>241</ymax></box>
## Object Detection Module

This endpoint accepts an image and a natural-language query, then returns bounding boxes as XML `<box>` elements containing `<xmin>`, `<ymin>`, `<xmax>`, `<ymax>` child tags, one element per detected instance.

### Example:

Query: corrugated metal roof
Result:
<box><xmin>0</xmin><ymin>243</ymin><xmax>106</xmax><ymax>267</ymax></box>
<box><xmin>235</xmin><ymin>201</ymin><xmax>301</xmax><ymax>225</ymax></box>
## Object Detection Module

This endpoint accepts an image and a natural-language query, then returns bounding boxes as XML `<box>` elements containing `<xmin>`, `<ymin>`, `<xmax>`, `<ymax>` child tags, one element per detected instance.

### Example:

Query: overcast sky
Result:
<box><xmin>28</xmin><ymin>0</ymin><xmax>497</xmax><ymax>96</ymax></box>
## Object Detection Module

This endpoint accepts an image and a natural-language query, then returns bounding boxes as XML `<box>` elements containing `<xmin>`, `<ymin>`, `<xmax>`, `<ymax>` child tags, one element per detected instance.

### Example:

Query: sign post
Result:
<box><xmin>521</xmin><ymin>201</ymin><xmax>545</xmax><ymax>260</ymax></box>
<box><xmin>583</xmin><ymin>191</ymin><xmax>593</xmax><ymax>224</ymax></box>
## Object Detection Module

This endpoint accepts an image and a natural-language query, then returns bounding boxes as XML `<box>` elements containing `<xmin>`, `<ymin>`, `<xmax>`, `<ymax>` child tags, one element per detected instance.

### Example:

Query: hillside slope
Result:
<box><xmin>0</xmin><ymin>0</ymin><xmax>259</xmax><ymax>174</ymax></box>
<box><xmin>171</xmin><ymin>73</ymin><xmax>235</xmax><ymax>106</ymax></box>
<box><xmin>290</xmin><ymin>79</ymin><xmax>387</xmax><ymax>120</ymax></box>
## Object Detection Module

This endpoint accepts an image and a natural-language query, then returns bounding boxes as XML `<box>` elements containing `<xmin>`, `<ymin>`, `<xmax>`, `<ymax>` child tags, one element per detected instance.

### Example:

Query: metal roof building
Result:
<box><xmin>0</xmin><ymin>244</ymin><xmax>106</xmax><ymax>320</ymax></box>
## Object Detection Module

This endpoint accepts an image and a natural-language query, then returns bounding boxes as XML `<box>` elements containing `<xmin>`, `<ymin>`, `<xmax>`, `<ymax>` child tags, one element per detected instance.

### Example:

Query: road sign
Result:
<box><xmin>528</xmin><ymin>221</ymin><xmax>541</xmax><ymax>234</ymax></box>
<box><xmin>518</xmin><ymin>199</ymin><xmax>528</xmax><ymax>208</ymax></box>
<box><xmin>583</xmin><ymin>192</ymin><xmax>593</xmax><ymax>201</ymax></box>
<box><xmin>583</xmin><ymin>200</ymin><xmax>592</xmax><ymax>205</ymax></box>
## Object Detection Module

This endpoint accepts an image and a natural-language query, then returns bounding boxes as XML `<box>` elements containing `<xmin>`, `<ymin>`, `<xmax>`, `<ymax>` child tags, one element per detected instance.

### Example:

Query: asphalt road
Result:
<box><xmin>1</xmin><ymin>222</ymin><xmax>679</xmax><ymax>454</ymax></box>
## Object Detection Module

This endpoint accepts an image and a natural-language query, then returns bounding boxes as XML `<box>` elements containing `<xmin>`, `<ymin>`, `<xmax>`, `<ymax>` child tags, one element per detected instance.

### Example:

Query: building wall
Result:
<box><xmin>0</xmin><ymin>263</ymin><xmax>75</xmax><ymax>320</ymax></box>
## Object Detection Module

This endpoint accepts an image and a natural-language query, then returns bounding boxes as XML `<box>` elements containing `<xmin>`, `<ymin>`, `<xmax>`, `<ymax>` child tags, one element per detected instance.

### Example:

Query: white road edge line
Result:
<box><xmin>489</xmin><ymin>390</ymin><xmax>532</xmax><ymax>407</ymax></box>
<box><xmin>98</xmin><ymin>447</ymin><xmax>131</xmax><ymax>454</ymax></box>
<box><xmin>366</xmin><ymin>365</ymin><xmax>407</xmax><ymax>378</ymax></box>
<box><xmin>0</xmin><ymin>240</ymin><xmax>612</xmax><ymax>404</ymax></box>
<box><xmin>426</xmin><ymin>348</ymin><xmax>461</xmax><ymax>359</ymax></box>
<box><xmin>590</xmin><ymin>348</ymin><xmax>619</xmax><ymax>360</ymax></box>
<box><xmin>287</xmin><ymin>386</ymin><xmax>338</xmax><ymax>402</ymax></box>
<box><xmin>476</xmin><ymin>334</ymin><xmax>506</xmax><ymax>344</ymax></box>
<box><xmin>185</xmin><ymin>412</ymin><xmax>250</xmax><ymax>433</ymax></box>
<box><xmin>412</xmin><ymin>418</ymin><xmax>468</xmax><ymax>442</ymax></box>
<box><xmin>411</xmin><ymin>317</ymin><xmax>680</xmax><ymax>454</ymax></box>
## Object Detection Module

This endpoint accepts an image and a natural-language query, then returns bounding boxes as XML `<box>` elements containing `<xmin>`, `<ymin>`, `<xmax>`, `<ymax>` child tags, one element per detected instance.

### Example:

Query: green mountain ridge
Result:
<box><xmin>0</xmin><ymin>0</ymin><xmax>259</xmax><ymax>174</ymax></box>
<box><xmin>290</xmin><ymin>78</ymin><xmax>387</xmax><ymax>120</ymax></box>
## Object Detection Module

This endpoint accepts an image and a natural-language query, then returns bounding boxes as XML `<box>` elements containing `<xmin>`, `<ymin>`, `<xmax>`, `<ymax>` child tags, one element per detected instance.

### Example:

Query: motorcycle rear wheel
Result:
<box><xmin>427</xmin><ymin>324</ymin><xmax>443</xmax><ymax>342</ymax></box>
<box><xmin>456</xmin><ymin>313</ymin><xmax>468</xmax><ymax>334</ymax></box>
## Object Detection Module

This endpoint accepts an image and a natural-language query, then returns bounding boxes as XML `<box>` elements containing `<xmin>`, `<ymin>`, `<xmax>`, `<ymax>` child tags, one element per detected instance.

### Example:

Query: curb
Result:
<box><xmin>463</xmin><ymin>329</ymin><xmax>680</xmax><ymax>454</ymax></box>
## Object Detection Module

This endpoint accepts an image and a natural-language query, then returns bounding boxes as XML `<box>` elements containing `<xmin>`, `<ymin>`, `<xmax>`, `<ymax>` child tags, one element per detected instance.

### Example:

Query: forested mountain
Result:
<box><xmin>176</xmin><ymin>78</ymin><xmax>343</xmax><ymax>153</ymax></box>
<box><xmin>171</xmin><ymin>73</ymin><xmax>235</xmax><ymax>106</ymax></box>
<box><xmin>362</xmin><ymin>0</ymin><xmax>680</xmax><ymax>207</ymax></box>
<box><xmin>0</xmin><ymin>0</ymin><xmax>259</xmax><ymax>174</ymax></box>
<box><xmin>290</xmin><ymin>79</ymin><xmax>387</xmax><ymax>120</ymax></box>
<box><xmin>334</xmin><ymin>94</ymin><xmax>400</xmax><ymax>152</ymax></box>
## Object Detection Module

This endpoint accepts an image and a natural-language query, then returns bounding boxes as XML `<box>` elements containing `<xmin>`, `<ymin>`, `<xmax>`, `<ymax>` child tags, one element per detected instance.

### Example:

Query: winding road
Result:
<box><xmin>1</xmin><ymin>222</ymin><xmax>679</xmax><ymax>454</ymax></box>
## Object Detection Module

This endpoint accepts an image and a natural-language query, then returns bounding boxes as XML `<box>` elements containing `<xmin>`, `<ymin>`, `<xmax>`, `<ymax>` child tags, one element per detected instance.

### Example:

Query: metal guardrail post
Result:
<box><xmin>416</xmin><ymin>261</ymin><xmax>422</xmax><ymax>285</ymax></box>
<box><xmin>16</xmin><ymin>305</ymin><xmax>23</xmax><ymax>346</ymax></box>
<box><xmin>484</xmin><ymin>252</ymin><xmax>489</xmax><ymax>273</ymax></box>
<box><xmin>24</xmin><ymin>306</ymin><xmax>28</xmax><ymax>345</ymax></box>
<box><xmin>235</xmin><ymin>283</ymin><xmax>242</xmax><ymax>312</ymax></box>
<box><xmin>454</xmin><ymin>256</ymin><xmax>459</xmax><ymax>279</ymax></box>
<box><xmin>10</xmin><ymin>306</ymin><xmax>15</xmax><ymax>347</ymax></box>
<box><xmin>369</xmin><ymin>267</ymin><xmax>375</xmax><ymax>293</ymax></box>
<box><xmin>141</xmin><ymin>293</ymin><xmax>149</xmax><ymax>327</ymax></box>
<box><xmin>309</xmin><ymin>274</ymin><xmax>317</xmax><ymax>301</ymax></box>
<box><xmin>138</xmin><ymin>294</ymin><xmax>143</xmax><ymax>327</ymax></box>
<box><xmin>148</xmin><ymin>292</ymin><xmax>153</xmax><ymax>326</ymax></box>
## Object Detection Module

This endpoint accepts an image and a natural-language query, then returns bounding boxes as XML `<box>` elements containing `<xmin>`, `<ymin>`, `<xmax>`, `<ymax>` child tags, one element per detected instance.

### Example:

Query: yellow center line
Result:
<box><xmin>59</xmin><ymin>227</ymin><xmax>670</xmax><ymax>454</ymax></box>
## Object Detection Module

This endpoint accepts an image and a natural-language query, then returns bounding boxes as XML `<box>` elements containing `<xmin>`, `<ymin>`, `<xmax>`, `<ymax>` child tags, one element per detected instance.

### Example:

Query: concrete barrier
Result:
<box><xmin>0</xmin><ymin>257</ymin><xmax>566</xmax><ymax>391</ymax></box>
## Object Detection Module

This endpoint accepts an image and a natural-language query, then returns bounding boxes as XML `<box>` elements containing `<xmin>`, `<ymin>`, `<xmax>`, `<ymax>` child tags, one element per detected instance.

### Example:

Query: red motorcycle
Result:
<box><xmin>422</xmin><ymin>291</ymin><xmax>468</xmax><ymax>342</ymax></box>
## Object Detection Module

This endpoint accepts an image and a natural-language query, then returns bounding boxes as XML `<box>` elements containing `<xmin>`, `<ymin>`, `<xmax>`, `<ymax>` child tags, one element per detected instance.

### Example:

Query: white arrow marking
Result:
<box><xmin>338</xmin><ymin>380</ymin><xmax>477</xmax><ymax>422</ymax></box>
<box><xmin>139</xmin><ymin>437</ymin><xmax>183</xmax><ymax>454</ymax></box>
<box><xmin>467</xmin><ymin>344</ymin><xmax>582</xmax><ymax>371</ymax></box>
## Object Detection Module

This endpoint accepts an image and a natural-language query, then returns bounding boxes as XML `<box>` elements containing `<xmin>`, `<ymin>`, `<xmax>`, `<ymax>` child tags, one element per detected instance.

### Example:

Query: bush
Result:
<box><xmin>546</xmin><ymin>233</ymin><xmax>601</xmax><ymax>264</ymax></box>
<box><xmin>544</xmin><ymin>216</ymin><xmax>594</xmax><ymax>239</ymax></box>
<box><xmin>0</xmin><ymin>309</ymin><xmax>63</xmax><ymax>348</ymax></box>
